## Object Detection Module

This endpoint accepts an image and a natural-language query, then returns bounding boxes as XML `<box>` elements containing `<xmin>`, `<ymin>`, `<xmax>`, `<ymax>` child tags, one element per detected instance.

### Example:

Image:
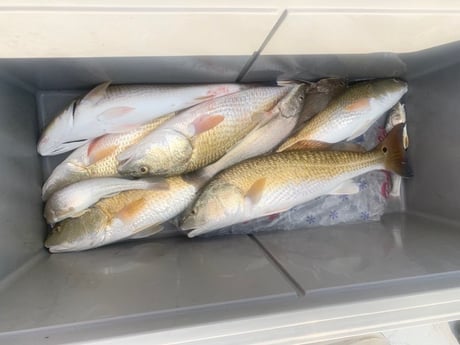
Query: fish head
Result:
<box><xmin>44</xmin><ymin>188</ymin><xmax>89</xmax><ymax>224</ymax></box>
<box><xmin>278</xmin><ymin>84</ymin><xmax>307</xmax><ymax>118</ymax></box>
<box><xmin>42</xmin><ymin>162</ymin><xmax>88</xmax><ymax>201</ymax></box>
<box><xmin>38</xmin><ymin>99</ymin><xmax>91</xmax><ymax>155</ymax></box>
<box><xmin>371</xmin><ymin>79</ymin><xmax>408</xmax><ymax>106</ymax></box>
<box><xmin>180</xmin><ymin>181</ymin><xmax>245</xmax><ymax>234</ymax></box>
<box><xmin>117</xmin><ymin>130</ymin><xmax>193</xmax><ymax>177</ymax></box>
<box><xmin>45</xmin><ymin>208</ymin><xmax>110</xmax><ymax>253</ymax></box>
<box><xmin>44</xmin><ymin>201</ymin><xmax>74</xmax><ymax>225</ymax></box>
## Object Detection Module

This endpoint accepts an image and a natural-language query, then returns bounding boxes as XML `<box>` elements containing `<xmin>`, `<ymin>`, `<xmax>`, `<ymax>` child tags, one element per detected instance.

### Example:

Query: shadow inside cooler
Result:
<box><xmin>1</xmin><ymin>42</ymin><xmax>460</xmax><ymax>336</ymax></box>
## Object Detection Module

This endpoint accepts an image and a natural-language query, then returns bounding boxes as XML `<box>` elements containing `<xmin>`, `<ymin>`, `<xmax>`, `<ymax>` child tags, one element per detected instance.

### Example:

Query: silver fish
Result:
<box><xmin>38</xmin><ymin>82</ymin><xmax>248</xmax><ymax>155</ymax></box>
<box><xmin>44</xmin><ymin>177</ymin><xmax>168</xmax><ymax>224</ymax></box>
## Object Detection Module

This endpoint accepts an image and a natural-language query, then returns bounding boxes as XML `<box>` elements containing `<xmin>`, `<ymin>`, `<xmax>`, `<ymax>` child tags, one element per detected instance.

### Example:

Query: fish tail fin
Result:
<box><xmin>376</xmin><ymin>123</ymin><xmax>412</xmax><ymax>177</ymax></box>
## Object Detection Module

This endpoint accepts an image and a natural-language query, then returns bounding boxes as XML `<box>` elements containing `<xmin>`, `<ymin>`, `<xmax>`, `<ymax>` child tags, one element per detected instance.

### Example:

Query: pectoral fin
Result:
<box><xmin>98</xmin><ymin>106</ymin><xmax>136</xmax><ymax>121</ymax></box>
<box><xmin>344</xmin><ymin>98</ymin><xmax>371</xmax><ymax>112</ymax></box>
<box><xmin>245</xmin><ymin>178</ymin><xmax>267</xmax><ymax>205</ymax></box>
<box><xmin>115</xmin><ymin>198</ymin><xmax>147</xmax><ymax>223</ymax></box>
<box><xmin>87</xmin><ymin>136</ymin><xmax>118</xmax><ymax>164</ymax></box>
<box><xmin>192</xmin><ymin>114</ymin><xmax>225</xmax><ymax>135</ymax></box>
<box><xmin>347</xmin><ymin>117</ymin><xmax>377</xmax><ymax>141</ymax></box>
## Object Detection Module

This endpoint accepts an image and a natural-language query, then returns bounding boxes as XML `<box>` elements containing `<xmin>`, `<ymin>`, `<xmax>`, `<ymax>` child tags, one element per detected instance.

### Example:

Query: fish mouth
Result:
<box><xmin>44</xmin><ymin>209</ymin><xmax>58</xmax><ymax>225</ymax></box>
<box><xmin>179</xmin><ymin>223</ymin><xmax>195</xmax><ymax>232</ymax></box>
<box><xmin>186</xmin><ymin>227</ymin><xmax>210</xmax><ymax>238</ymax></box>
<box><xmin>117</xmin><ymin>157</ymin><xmax>139</xmax><ymax>176</ymax></box>
<box><xmin>180</xmin><ymin>219</ymin><xmax>210</xmax><ymax>234</ymax></box>
<box><xmin>46</xmin><ymin>242</ymin><xmax>70</xmax><ymax>253</ymax></box>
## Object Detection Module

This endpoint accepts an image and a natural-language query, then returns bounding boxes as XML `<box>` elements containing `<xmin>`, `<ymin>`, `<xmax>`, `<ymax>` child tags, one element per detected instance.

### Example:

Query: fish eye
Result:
<box><xmin>139</xmin><ymin>166</ymin><xmax>149</xmax><ymax>174</ymax></box>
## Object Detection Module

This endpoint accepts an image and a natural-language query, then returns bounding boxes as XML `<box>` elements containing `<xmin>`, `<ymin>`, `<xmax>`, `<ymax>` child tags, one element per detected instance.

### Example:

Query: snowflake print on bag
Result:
<box><xmin>360</xmin><ymin>211</ymin><xmax>370</xmax><ymax>220</ymax></box>
<box><xmin>329</xmin><ymin>210</ymin><xmax>338</xmax><ymax>220</ymax></box>
<box><xmin>306</xmin><ymin>215</ymin><xmax>316</xmax><ymax>224</ymax></box>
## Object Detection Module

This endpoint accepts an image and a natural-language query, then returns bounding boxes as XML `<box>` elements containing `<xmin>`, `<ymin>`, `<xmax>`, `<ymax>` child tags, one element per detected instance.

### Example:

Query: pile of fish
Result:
<box><xmin>38</xmin><ymin>79</ymin><xmax>411</xmax><ymax>253</ymax></box>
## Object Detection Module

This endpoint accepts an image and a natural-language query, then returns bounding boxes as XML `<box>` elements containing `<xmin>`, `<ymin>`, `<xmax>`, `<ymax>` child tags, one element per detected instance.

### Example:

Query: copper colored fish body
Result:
<box><xmin>181</xmin><ymin>124</ymin><xmax>411</xmax><ymax>237</ymax></box>
<box><xmin>199</xmin><ymin>84</ymin><xmax>306</xmax><ymax>179</ymax></box>
<box><xmin>278</xmin><ymin>79</ymin><xmax>407</xmax><ymax>152</ymax></box>
<box><xmin>116</xmin><ymin>86</ymin><xmax>292</xmax><ymax>177</ymax></box>
<box><xmin>42</xmin><ymin>113</ymin><xmax>173</xmax><ymax>200</ymax></box>
<box><xmin>45</xmin><ymin>176</ymin><xmax>200</xmax><ymax>252</ymax></box>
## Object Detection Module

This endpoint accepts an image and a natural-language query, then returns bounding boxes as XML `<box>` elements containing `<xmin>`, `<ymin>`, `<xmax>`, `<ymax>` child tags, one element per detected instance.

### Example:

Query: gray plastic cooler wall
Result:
<box><xmin>2</xmin><ymin>44</ymin><xmax>460</xmax><ymax>344</ymax></box>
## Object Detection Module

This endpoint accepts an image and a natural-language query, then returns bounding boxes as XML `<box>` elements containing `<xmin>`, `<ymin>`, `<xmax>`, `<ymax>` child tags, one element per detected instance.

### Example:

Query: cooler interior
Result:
<box><xmin>1</xmin><ymin>42</ymin><xmax>460</xmax><ymax>344</ymax></box>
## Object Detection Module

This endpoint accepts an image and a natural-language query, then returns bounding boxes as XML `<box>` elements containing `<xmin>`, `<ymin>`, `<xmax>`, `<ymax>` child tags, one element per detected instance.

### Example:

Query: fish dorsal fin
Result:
<box><xmin>245</xmin><ymin>178</ymin><xmax>267</xmax><ymax>205</ymax></box>
<box><xmin>328</xmin><ymin>180</ymin><xmax>360</xmax><ymax>195</ymax></box>
<box><xmin>82</xmin><ymin>81</ymin><xmax>111</xmax><ymax>104</ymax></box>
<box><xmin>89</xmin><ymin>145</ymin><xmax>117</xmax><ymax>164</ymax></box>
<box><xmin>115</xmin><ymin>198</ymin><xmax>147</xmax><ymax>223</ymax></box>
<box><xmin>192</xmin><ymin>114</ymin><xmax>225</xmax><ymax>135</ymax></box>
<box><xmin>87</xmin><ymin>136</ymin><xmax>118</xmax><ymax>164</ymax></box>
<box><xmin>279</xmin><ymin>140</ymin><xmax>331</xmax><ymax>152</ymax></box>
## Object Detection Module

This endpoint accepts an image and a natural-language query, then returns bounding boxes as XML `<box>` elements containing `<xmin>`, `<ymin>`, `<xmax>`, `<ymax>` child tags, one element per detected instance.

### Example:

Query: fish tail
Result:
<box><xmin>376</xmin><ymin>123</ymin><xmax>412</xmax><ymax>177</ymax></box>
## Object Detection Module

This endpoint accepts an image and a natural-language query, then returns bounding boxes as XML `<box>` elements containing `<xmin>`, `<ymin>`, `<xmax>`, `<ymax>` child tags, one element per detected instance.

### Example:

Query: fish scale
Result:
<box><xmin>218</xmin><ymin>150</ymin><xmax>382</xmax><ymax>189</ymax></box>
<box><xmin>42</xmin><ymin>113</ymin><xmax>173</xmax><ymax>200</ymax></box>
<box><xmin>45</xmin><ymin>176</ymin><xmax>199</xmax><ymax>252</ymax></box>
<box><xmin>278</xmin><ymin>79</ymin><xmax>407</xmax><ymax>151</ymax></box>
<box><xmin>118</xmin><ymin>86</ymin><xmax>292</xmax><ymax>177</ymax></box>
<box><xmin>98</xmin><ymin>176</ymin><xmax>197</xmax><ymax>231</ymax></box>
<box><xmin>199</xmin><ymin>84</ymin><xmax>306</xmax><ymax>179</ymax></box>
<box><xmin>86</xmin><ymin>116</ymin><xmax>172</xmax><ymax>176</ymax></box>
<box><xmin>180</xmin><ymin>131</ymin><xmax>410</xmax><ymax>238</ymax></box>
<box><xmin>185</xmin><ymin>88</ymin><xmax>289</xmax><ymax>171</ymax></box>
